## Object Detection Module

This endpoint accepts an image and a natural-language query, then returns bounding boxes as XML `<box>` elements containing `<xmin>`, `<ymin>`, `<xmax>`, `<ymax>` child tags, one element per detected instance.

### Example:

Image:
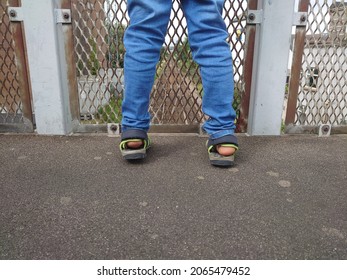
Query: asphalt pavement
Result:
<box><xmin>0</xmin><ymin>133</ymin><xmax>346</xmax><ymax>259</ymax></box>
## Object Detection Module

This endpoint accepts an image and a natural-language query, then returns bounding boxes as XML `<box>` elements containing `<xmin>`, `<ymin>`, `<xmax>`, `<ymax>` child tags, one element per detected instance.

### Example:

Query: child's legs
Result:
<box><xmin>122</xmin><ymin>0</ymin><xmax>171</xmax><ymax>132</ymax></box>
<box><xmin>181</xmin><ymin>0</ymin><xmax>236</xmax><ymax>139</ymax></box>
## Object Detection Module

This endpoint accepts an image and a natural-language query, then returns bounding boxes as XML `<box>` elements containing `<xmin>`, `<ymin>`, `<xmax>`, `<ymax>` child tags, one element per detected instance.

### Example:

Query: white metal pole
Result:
<box><xmin>21</xmin><ymin>0</ymin><xmax>74</xmax><ymax>135</ymax></box>
<box><xmin>247</xmin><ymin>0</ymin><xmax>296</xmax><ymax>135</ymax></box>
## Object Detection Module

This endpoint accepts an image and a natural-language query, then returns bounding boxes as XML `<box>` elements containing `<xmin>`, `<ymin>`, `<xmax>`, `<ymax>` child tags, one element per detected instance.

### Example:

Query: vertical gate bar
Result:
<box><xmin>9</xmin><ymin>0</ymin><xmax>34</xmax><ymax>131</ymax></box>
<box><xmin>21</xmin><ymin>0</ymin><xmax>74</xmax><ymax>134</ymax></box>
<box><xmin>247</xmin><ymin>0</ymin><xmax>296</xmax><ymax>135</ymax></box>
<box><xmin>285</xmin><ymin>0</ymin><xmax>310</xmax><ymax>126</ymax></box>
<box><xmin>59</xmin><ymin>0</ymin><xmax>80</xmax><ymax>126</ymax></box>
<box><xmin>236</xmin><ymin>0</ymin><xmax>257</xmax><ymax>133</ymax></box>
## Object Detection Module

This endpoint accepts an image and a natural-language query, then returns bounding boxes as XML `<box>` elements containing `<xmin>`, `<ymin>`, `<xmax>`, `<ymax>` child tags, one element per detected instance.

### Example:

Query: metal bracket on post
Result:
<box><xmin>107</xmin><ymin>123</ymin><xmax>120</xmax><ymax>137</ymax></box>
<box><xmin>7</xmin><ymin>7</ymin><xmax>24</xmax><ymax>22</ymax></box>
<box><xmin>55</xmin><ymin>9</ymin><xmax>71</xmax><ymax>24</ymax></box>
<box><xmin>292</xmin><ymin>12</ymin><xmax>308</xmax><ymax>26</ymax></box>
<box><xmin>318</xmin><ymin>124</ymin><xmax>331</xmax><ymax>137</ymax></box>
<box><xmin>247</xmin><ymin>10</ymin><xmax>263</xmax><ymax>24</ymax></box>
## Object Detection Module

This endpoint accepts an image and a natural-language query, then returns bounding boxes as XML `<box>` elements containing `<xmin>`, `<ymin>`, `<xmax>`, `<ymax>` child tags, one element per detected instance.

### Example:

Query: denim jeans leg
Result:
<box><xmin>181</xmin><ymin>0</ymin><xmax>236</xmax><ymax>139</ymax></box>
<box><xmin>122</xmin><ymin>0</ymin><xmax>171</xmax><ymax>132</ymax></box>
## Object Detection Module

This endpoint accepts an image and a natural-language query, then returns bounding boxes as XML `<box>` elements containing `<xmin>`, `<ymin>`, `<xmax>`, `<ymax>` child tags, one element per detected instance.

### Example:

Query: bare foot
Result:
<box><xmin>126</xmin><ymin>141</ymin><xmax>143</xmax><ymax>149</ymax></box>
<box><xmin>216</xmin><ymin>145</ymin><xmax>236</xmax><ymax>156</ymax></box>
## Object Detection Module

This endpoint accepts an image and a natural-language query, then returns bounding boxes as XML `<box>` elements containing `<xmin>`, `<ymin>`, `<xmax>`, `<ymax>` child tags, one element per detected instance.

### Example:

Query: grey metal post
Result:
<box><xmin>247</xmin><ymin>0</ymin><xmax>296</xmax><ymax>135</ymax></box>
<box><xmin>20</xmin><ymin>0</ymin><xmax>75</xmax><ymax>135</ymax></box>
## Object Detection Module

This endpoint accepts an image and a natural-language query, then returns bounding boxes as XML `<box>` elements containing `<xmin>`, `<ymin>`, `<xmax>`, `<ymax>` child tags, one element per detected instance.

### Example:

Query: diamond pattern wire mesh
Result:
<box><xmin>0</xmin><ymin>2</ymin><xmax>23</xmax><ymax>124</ymax></box>
<box><xmin>296</xmin><ymin>0</ymin><xmax>347</xmax><ymax>126</ymax></box>
<box><xmin>70</xmin><ymin>0</ymin><xmax>248</xmax><ymax>126</ymax></box>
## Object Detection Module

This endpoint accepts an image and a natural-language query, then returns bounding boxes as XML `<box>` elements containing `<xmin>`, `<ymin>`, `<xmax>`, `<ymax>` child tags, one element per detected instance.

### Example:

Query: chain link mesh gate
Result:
<box><xmin>286</xmin><ymin>0</ymin><xmax>347</xmax><ymax>134</ymax></box>
<box><xmin>70</xmin><ymin>0</ymin><xmax>249</xmax><ymax>133</ymax></box>
<box><xmin>0</xmin><ymin>0</ymin><xmax>33</xmax><ymax>133</ymax></box>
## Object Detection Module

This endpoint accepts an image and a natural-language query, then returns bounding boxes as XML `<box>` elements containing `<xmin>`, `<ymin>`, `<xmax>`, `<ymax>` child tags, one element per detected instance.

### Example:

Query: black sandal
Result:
<box><xmin>119</xmin><ymin>129</ymin><xmax>151</xmax><ymax>160</ymax></box>
<box><xmin>207</xmin><ymin>134</ymin><xmax>238</xmax><ymax>167</ymax></box>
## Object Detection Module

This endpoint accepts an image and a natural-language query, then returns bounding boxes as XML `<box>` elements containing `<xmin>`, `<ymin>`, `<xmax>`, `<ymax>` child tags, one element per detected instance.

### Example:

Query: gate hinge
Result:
<box><xmin>7</xmin><ymin>7</ymin><xmax>24</xmax><ymax>22</ymax></box>
<box><xmin>55</xmin><ymin>9</ymin><xmax>71</xmax><ymax>24</ymax></box>
<box><xmin>292</xmin><ymin>12</ymin><xmax>308</xmax><ymax>27</ymax></box>
<box><xmin>247</xmin><ymin>10</ymin><xmax>263</xmax><ymax>24</ymax></box>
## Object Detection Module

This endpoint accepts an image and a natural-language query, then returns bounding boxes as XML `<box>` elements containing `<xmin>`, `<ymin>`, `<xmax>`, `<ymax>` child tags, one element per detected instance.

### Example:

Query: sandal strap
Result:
<box><xmin>119</xmin><ymin>139</ymin><xmax>150</xmax><ymax>150</ymax></box>
<box><xmin>207</xmin><ymin>134</ymin><xmax>238</xmax><ymax>148</ymax></box>
<box><xmin>121</xmin><ymin>129</ymin><xmax>148</xmax><ymax>141</ymax></box>
<box><xmin>120</xmin><ymin>129</ymin><xmax>150</xmax><ymax>151</ymax></box>
<box><xmin>120</xmin><ymin>139</ymin><xmax>148</xmax><ymax>150</ymax></box>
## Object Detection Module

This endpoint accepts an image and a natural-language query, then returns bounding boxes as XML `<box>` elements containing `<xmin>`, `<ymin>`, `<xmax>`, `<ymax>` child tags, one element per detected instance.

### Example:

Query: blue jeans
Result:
<box><xmin>122</xmin><ymin>0</ymin><xmax>236</xmax><ymax>139</ymax></box>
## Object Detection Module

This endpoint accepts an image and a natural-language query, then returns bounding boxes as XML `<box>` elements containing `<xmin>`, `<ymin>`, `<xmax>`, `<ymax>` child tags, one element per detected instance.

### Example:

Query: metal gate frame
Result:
<box><xmin>285</xmin><ymin>0</ymin><xmax>347</xmax><ymax>135</ymax></box>
<box><xmin>0</xmin><ymin>0</ymin><xmax>33</xmax><ymax>133</ymax></box>
<box><xmin>5</xmin><ymin>0</ymin><xmax>340</xmax><ymax>136</ymax></box>
<box><xmin>236</xmin><ymin>0</ymin><xmax>257</xmax><ymax>133</ymax></box>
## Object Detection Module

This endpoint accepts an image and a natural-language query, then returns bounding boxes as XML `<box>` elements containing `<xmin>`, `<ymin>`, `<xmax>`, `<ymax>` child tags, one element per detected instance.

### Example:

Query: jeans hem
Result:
<box><xmin>121</xmin><ymin>126</ymin><xmax>149</xmax><ymax>134</ymax></box>
<box><xmin>209</xmin><ymin>129</ymin><xmax>235</xmax><ymax>140</ymax></box>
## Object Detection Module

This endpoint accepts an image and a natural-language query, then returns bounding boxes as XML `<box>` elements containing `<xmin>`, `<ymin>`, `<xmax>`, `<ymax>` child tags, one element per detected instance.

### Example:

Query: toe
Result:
<box><xmin>216</xmin><ymin>145</ymin><xmax>236</xmax><ymax>156</ymax></box>
<box><xmin>126</xmin><ymin>141</ymin><xmax>143</xmax><ymax>149</ymax></box>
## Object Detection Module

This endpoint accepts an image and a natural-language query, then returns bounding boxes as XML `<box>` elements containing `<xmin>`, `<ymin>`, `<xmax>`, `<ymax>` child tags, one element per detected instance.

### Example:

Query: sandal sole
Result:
<box><xmin>121</xmin><ymin>147</ymin><xmax>147</xmax><ymax>160</ymax></box>
<box><xmin>210</xmin><ymin>160</ymin><xmax>234</xmax><ymax>167</ymax></box>
<box><xmin>209</xmin><ymin>152</ymin><xmax>235</xmax><ymax>167</ymax></box>
<box><xmin>124</xmin><ymin>153</ymin><xmax>146</xmax><ymax>160</ymax></box>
